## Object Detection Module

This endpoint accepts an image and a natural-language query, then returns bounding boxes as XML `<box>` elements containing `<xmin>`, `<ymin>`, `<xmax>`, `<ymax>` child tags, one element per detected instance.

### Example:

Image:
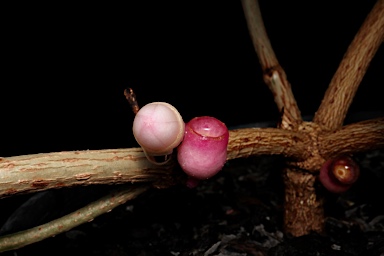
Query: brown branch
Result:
<box><xmin>314</xmin><ymin>0</ymin><xmax>384</xmax><ymax>130</ymax></box>
<box><xmin>2</xmin><ymin>119</ymin><xmax>383</xmax><ymax>200</ymax></box>
<box><xmin>0</xmin><ymin>127</ymin><xmax>309</xmax><ymax>199</ymax></box>
<box><xmin>319</xmin><ymin>117</ymin><xmax>384</xmax><ymax>159</ymax></box>
<box><xmin>283</xmin><ymin>169</ymin><xmax>324</xmax><ymax>237</ymax></box>
<box><xmin>0</xmin><ymin>148</ymin><xmax>176</xmax><ymax>199</ymax></box>
<box><xmin>227</xmin><ymin>128</ymin><xmax>310</xmax><ymax>160</ymax></box>
<box><xmin>0</xmin><ymin>185</ymin><xmax>149</xmax><ymax>252</ymax></box>
<box><xmin>240</xmin><ymin>0</ymin><xmax>302</xmax><ymax>124</ymax></box>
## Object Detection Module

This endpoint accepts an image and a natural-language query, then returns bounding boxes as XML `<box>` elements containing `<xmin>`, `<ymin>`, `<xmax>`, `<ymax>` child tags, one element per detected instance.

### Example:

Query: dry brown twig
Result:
<box><xmin>124</xmin><ymin>88</ymin><xmax>140</xmax><ymax>115</ymax></box>
<box><xmin>0</xmin><ymin>0</ymin><xmax>383</xmax><ymax>251</ymax></box>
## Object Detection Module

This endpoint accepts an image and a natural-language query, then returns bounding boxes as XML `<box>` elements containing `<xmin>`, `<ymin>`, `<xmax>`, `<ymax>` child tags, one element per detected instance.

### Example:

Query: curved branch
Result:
<box><xmin>319</xmin><ymin>117</ymin><xmax>384</xmax><ymax>159</ymax></box>
<box><xmin>240</xmin><ymin>0</ymin><xmax>302</xmax><ymax>124</ymax></box>
<box><xmin>0</xmin><ymin>185</ymin><xmax>149</xmax><ymax>252</ymax></box>
<box><xmin>314</xmin><ymin>0</ymin><xmax>384</xmax><ymax>130</ymax></box>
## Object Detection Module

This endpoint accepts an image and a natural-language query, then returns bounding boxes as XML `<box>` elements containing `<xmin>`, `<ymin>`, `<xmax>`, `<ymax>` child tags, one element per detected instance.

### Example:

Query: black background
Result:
<box><xmin>2</xmin><ymin>0</ymin><xmax>383</xmax><ymax>158</ymax></box>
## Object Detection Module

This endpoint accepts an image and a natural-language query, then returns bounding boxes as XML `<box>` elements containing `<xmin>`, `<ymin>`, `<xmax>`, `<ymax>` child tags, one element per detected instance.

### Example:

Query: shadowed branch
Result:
<box><xmin>0</xmin><ymin>185</ymin><xmax>149</xmax><ymax>252</ymax></box>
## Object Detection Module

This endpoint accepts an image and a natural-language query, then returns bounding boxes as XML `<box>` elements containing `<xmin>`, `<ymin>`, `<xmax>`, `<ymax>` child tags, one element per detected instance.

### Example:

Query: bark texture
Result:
<box><xmin>240</xmin><ymin>0</ymin><xmax>384</xmax><ymax>237</ymax></box>
<box><xmin>314</xmin><ymin>0</ymin><xmax>384</xmax><ymax>130</ymax></box>
<box><xmin>0</xmin><ymin>148</ymin><xmax>177</xmax><ymax>199</ymax></box>
<box><xmin>283</xmin><ymin>169</ymin><xmax>324</xmax><ymax>237</ymax></box>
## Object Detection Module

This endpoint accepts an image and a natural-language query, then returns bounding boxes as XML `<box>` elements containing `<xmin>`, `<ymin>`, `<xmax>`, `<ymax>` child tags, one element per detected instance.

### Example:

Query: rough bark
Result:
<box><xmin>313</xmin><ymin>0</ymin><xmax>384</xmax><ymax>130</ymax></box>
<box><xmin>319</xmin><ymin>117</ymin><xmax>384</xmax><ymax>159</ymax></box>
<box><xmin>227</xmin><ymin>128</ymin><xmax>310</xmax><ymax>160</ymax></box>
<box><xmin>240</xmin><ymin>0</ymin><xmax>384</xmax><ymax>237</ymax></box>
<box><xmin>1</xmin><ymin>118</ymin><xmax>382</xmax><ymax>200</ymax></box>
<box><xmin>0</xmin><ymin>148</ymin><xmax>177</xmax><ymax>199</ymax></box>
<box><xmin>283</xmin><ymin>169</ymin><xmax>324</xmax><ymax>237</ymax></box>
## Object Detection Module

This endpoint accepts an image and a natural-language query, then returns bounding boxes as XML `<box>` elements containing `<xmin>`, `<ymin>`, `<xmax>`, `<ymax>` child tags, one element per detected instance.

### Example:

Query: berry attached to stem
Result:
<box><xmin>319</xmin><ymin>155</ymin><xmax>360</xmax><ymax>193</ymax></box>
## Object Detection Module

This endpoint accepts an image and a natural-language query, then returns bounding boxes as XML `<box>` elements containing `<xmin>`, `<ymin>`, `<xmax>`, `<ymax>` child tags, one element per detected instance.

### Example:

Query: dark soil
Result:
<box><xmin>1</xmin><ymin>149</ymin><xmax>383</xmax><ymax>256</ymax></box>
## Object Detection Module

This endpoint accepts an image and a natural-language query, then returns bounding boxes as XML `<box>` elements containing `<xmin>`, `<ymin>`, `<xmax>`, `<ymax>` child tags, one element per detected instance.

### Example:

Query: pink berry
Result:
<box><xmin>133</xmin><ymin>102</ymin><xmax>185</xmax><ymax>164</ymax></box>
<box><xmin>177</xmin><ymin>116</ymin><xmax>229</xmax><ymax>180</ymax></box>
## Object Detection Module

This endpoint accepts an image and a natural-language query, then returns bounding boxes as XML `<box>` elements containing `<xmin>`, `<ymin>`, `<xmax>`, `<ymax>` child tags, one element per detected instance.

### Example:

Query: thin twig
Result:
<box><xmin>314</xmin><ymin>0</ymin><xmax>384</xmax><ymax>130</ymax></box>
<box><xmin>240</xmin><ymin>0</ymin><xmax>302</xmax><ymax>125</ymax></box>
<box><xmin>0</xmin><ymin>185</ymin><xmax>149</xmax><ymax>252</ymax></box>
<box><xmin>124</xmin><ymin>87</ymin><xmax>140</xmax><ymax>115</ymax></box>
